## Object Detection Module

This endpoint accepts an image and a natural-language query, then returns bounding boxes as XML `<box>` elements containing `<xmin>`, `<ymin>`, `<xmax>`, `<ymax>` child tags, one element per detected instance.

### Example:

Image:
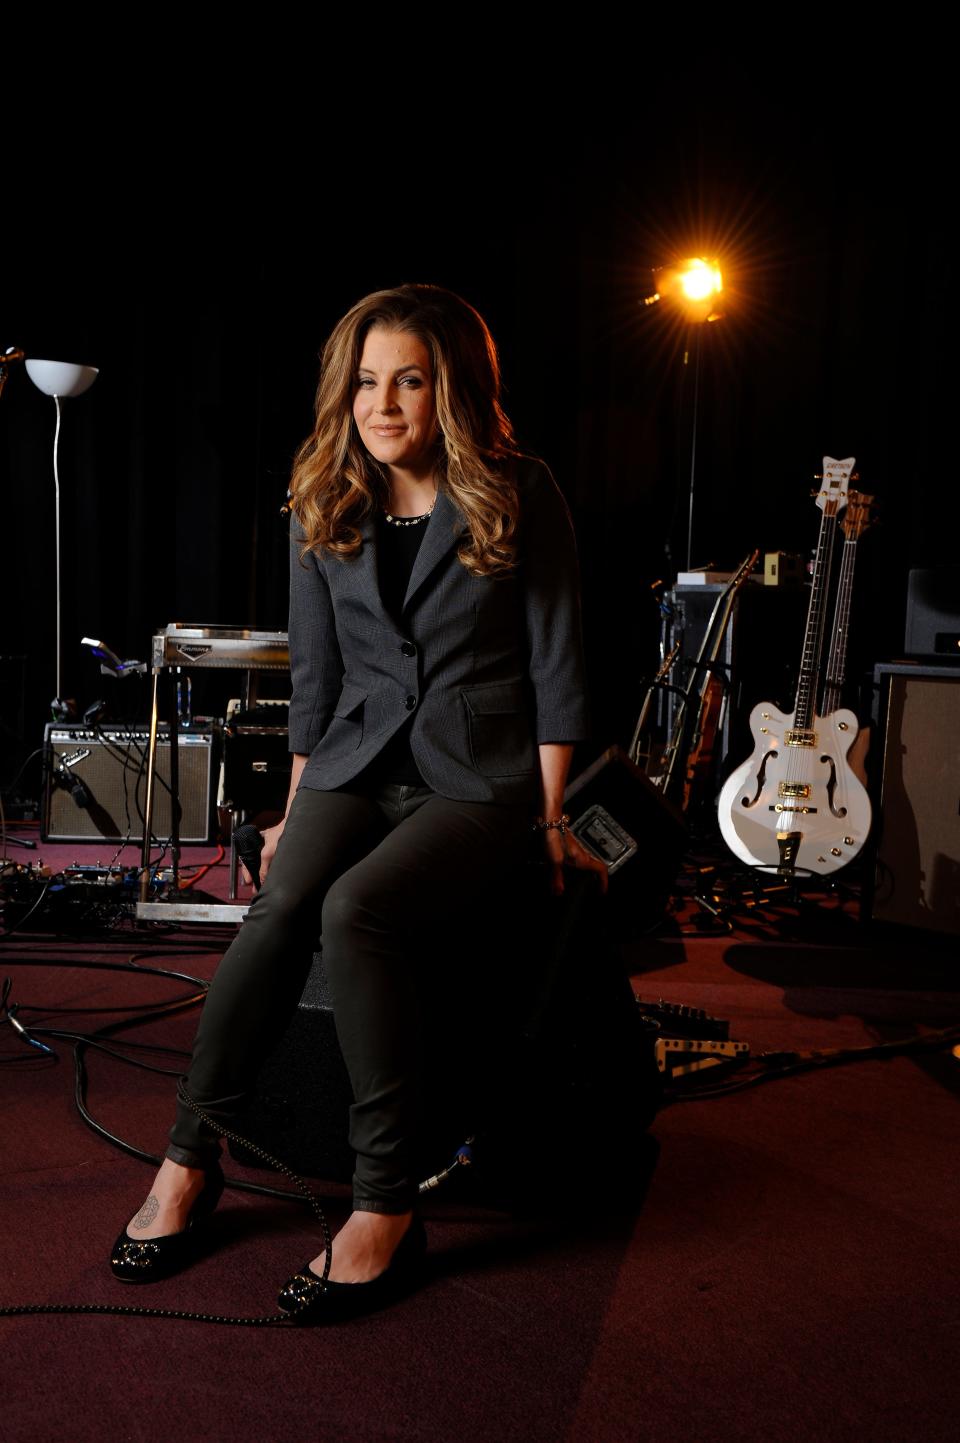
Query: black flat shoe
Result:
<box><xmin>277</xmin><ymin>1215</ymin><xmax>427</xmax><ymax>1324</ymax></box>
<box><xmin>109</xmin><ymin>1164</ymin><xmax>225</xmax><ymax>1284</ymax></box>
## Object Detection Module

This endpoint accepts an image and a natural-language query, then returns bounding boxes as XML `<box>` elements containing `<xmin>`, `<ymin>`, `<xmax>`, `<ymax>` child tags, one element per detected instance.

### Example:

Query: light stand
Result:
<box><xmin>643</xmin><ymin>257</ymin><xmax>724</xmax><ymax>572</ymax></box>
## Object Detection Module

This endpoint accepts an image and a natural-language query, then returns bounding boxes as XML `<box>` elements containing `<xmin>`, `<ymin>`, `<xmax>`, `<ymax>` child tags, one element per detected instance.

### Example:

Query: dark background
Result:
<box><xmin>2</xmin><ymin>64</ymin><xmax>949</xmax><ymax>798</ymax></box>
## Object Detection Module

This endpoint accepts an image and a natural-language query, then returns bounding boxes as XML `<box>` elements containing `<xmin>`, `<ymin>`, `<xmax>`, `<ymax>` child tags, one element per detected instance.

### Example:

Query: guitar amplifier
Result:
<box><xmin>865</xmin><ymin>665</ymin><xmax>960</xmax><ymax>936</ymax></box>
<box><xmin>43</xmin><ymin>723</ymin><xmax>216</xmax><ymax>843</ymax></box>
<box><xmin>222</xmin><ymin>699</ymin><xmax>290</xmax><ymax>816</ymax></box>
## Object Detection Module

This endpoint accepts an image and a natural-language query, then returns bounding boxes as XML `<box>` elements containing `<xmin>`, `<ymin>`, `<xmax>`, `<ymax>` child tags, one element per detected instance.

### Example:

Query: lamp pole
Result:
<box><xmin>685</xmin><ymin>324</ymin><xmax>703</xmax><ymax>573</ymax></box>
<box><xmin>24</xmin><ymin>360</ymin><xmax>99</xmax><ymax>710</ymax></box>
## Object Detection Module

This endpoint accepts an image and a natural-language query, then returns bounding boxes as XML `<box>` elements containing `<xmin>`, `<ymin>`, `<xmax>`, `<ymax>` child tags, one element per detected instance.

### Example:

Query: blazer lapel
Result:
<box><xmin>402</xmin><ymin>490</ymin><xmax>466</xmax><ymax>613</ymax></box>
<box><xmin>351</xmin><ymin>508</ymin><xmax>392</xmax><ymax>625</ymax></box>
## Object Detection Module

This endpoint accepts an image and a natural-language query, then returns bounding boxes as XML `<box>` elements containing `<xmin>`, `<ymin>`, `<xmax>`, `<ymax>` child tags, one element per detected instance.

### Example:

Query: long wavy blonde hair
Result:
<box><xmin>289</xmin><ymin>285</ymin><xmax>521</xmax><ymax>576</ymax></box>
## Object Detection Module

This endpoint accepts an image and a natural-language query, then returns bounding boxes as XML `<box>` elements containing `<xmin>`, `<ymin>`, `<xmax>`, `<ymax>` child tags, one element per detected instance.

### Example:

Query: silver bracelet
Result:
<box><xmin>533</xmin><ymin>814</ymin><xmax>571</xmax><ymax>835</ymax></box>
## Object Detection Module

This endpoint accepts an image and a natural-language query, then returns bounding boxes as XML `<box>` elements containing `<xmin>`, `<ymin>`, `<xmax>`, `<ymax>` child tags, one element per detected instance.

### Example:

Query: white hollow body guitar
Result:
<box><xmin>717</xmin><ymin>457</ymin><xmax>872</xmax><ymax>876</ymax></box>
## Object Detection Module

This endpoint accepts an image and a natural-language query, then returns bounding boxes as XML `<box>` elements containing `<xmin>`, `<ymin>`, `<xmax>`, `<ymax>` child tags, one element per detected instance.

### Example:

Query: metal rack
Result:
<box><xmin>135</xmin><ymin>624</ymin><xmax>290</xmax><ymax>923</ymax></box>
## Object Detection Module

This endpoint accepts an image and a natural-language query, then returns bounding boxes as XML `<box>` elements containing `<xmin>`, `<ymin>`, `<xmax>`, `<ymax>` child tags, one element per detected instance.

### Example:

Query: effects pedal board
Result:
<box><xmin>637</xmin><ymin>997</ymin><xmax>750</xmax><ymax>1081</ymax></box>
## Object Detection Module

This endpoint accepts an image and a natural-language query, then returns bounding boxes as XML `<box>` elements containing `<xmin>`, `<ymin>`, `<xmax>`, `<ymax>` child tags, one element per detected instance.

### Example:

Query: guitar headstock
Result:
<box><xmin>731</xmin><ymin>547</ymin><xmax>761</xmax><ymax>587</ymax></box>
<box><xmin>840</xmin><ymin>489</ymin><xmax>876</xmax><ymax>541</ymax></box>
<box><xmin>811</xmin><ymin>456</ymin><xmax>855</xmax><ymax>515</ymax></box>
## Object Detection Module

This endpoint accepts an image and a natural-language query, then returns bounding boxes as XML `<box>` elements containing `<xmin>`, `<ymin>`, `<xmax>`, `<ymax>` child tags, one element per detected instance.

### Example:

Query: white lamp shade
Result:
<box><xmin>25</xmin><ymin>359</ymin><xmax>99</xmax><ymax>397</ymax></box>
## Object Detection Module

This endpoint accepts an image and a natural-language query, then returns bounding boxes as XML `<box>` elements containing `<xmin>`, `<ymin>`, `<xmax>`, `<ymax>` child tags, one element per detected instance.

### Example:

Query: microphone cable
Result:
<box><xmin>0</xmin><ymin>948</ymin><xmax>472</xmax><ymax>1327</ymax></box>
<box><xmin>0</xmin><ymin>957</ymin><xmax>322</xmax><ymax>1326</ymax></box>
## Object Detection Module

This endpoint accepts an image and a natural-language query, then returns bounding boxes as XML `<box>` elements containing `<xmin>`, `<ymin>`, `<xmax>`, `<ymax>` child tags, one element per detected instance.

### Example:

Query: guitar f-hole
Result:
<box><xmin>820</xmin><ymin>754</ymin><xmax>847</xmax><ymax>818</ymax></box>
<box><xmin>741</xmin><ymin>749</ymin><xmax>778</xmax><ymax>808</ymax></box>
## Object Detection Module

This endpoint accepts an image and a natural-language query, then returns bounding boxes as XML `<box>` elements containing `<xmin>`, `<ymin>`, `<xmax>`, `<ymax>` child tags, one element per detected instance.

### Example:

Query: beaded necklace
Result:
<box><xmin>382</xmin><ymin>504</ymin><xmax>434</xmax><ymax>528</ymax></box>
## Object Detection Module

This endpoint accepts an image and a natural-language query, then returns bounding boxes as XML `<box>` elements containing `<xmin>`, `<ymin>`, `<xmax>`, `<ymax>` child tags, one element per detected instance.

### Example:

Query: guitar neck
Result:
<box><xmin>794</xmin><ymin>504</ymin><xmax>839</xmax><ymax>729</ymax></box>
<box><xmin>821</xmin><ymin>534</ymin><xmax>858</xmax><ymax>715</ymax></box>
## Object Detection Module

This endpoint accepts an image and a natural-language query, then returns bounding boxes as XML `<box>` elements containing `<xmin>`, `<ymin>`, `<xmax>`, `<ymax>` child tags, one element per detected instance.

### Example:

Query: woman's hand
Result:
<box><xmin>541</xmin><ymin>823</ymin><xmax>609</xmax><ymax>897</ymax></box>
<box><xmin>240</xmin><ymin>753</ymin><xmax>310</xmax><ymax>887</ymax></box>
<box><xmin>535</xmin><ymin>744</ymin><xmax>608</xmax><ymax>897</ymax></box>
<box><xmin>241</xmin><ymin>820</ymin><xmax>285</xmax><ymax>887</ymax></box>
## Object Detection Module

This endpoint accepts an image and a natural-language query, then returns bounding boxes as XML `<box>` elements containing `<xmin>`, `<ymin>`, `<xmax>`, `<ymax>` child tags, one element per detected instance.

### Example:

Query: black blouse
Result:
<box><xmin>358</xmin><ymin>514</ymin><xmax>429</xmax><ymax>786</ymax></box>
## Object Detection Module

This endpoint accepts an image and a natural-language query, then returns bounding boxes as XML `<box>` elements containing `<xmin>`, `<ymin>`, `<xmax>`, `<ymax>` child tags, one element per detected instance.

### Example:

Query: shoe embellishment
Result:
<box><xmin>276</xmin><ymin>1218</ymin><xmax>426</xmax><ymax>1322</ymax></box>
<box><xmin>277</xmin><ymin>1269</ymin><xmax>328</xmax><ymax>1309</ymax></box>
<box><xmin>111</xmin><ymin>1239</ymin><xmax>162</xmax><ymax>1267</ymax></box>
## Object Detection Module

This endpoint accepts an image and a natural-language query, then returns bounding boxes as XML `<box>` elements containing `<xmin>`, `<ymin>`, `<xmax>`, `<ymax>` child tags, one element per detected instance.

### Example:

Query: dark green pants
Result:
<box><xmin>167</xmin><ymin>781</ymin><xmax>529</xmax><ymax>1212</ymax></box>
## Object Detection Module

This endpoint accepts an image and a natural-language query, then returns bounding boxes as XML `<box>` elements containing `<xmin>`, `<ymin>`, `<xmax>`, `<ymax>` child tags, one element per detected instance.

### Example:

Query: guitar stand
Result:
<box><xmin>691</xmin><ymin>854</ymin><xmax>863</xmax><ymax>939</ymax></box>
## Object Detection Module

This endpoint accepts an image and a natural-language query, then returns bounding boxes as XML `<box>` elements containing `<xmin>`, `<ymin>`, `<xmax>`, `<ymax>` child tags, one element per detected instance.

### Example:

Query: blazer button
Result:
<box><xmin>404</xmin><ymin>695</ymin><xmax>417</xmax><ymax>711</ymax></box>
<box><xmin>400</xmin><ymin>641</ymin><xmax>417</xmax><ymax>657</ymax></box>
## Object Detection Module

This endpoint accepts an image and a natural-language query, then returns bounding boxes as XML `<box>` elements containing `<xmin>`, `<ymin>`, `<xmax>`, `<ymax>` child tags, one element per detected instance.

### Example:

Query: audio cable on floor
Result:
<box><xmin>1</xmin><ymin>958</ymin><xmax>474</xmax><ymax>1327</ymax></box>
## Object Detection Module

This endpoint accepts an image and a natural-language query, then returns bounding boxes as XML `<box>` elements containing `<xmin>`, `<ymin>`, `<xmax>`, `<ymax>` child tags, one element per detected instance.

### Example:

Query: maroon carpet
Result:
<box><xmin>2</xmin><ymin>840</ymin><xmax>958</xmax><ymax>1442</ymax></box>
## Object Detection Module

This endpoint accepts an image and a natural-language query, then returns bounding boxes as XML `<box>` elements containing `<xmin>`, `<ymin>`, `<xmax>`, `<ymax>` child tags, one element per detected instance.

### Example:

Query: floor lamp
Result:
<box><xmin>24</xmin><ymin>359</ymin><xmax>99</xmax><ymax>712</ymax></box>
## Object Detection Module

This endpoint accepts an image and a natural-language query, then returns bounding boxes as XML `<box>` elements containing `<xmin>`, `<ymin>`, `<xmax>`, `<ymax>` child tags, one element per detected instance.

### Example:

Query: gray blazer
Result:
<box><xmin>287</xmin><ymin>456</ymin><xmax>589</xmax><ymax>806</ymax></box>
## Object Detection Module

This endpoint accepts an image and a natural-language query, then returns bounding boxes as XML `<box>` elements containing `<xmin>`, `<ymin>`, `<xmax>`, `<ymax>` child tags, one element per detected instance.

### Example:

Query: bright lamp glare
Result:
<box><xmin>645</xmin><ymin>257</ymin><xmax>725</xmax><ymax>324</ymax></box>
<box><xmin>679</xmin><ymin>259</ymin><xmax>723</xmax><ymax>301</ymax></box>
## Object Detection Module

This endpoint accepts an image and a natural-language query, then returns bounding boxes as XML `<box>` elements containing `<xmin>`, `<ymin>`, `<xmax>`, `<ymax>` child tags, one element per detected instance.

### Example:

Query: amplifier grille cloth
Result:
<box><xmin>44</xmin><ymin>729</ymin><xmax>213</xmax><ymax>843</ymax></box>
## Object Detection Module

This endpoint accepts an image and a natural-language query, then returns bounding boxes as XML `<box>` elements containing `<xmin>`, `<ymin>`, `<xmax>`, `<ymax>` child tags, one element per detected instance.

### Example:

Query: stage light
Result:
<box><xmin>640</xmin><ymin>255</ymin><xmax>727</xmax><ymax>571</ymax></box>
<box><xmin>679</xmin><ymin>259</ymin><xmax>723</xmax><ymax>303</ymax></box>
<box><xmin>644</xmin><ymin>258</ymin><xmax>725</xmax><ymax>323</ymax></box>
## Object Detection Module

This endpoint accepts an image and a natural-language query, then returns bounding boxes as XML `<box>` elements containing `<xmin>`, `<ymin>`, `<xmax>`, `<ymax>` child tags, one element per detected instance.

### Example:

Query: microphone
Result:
<box><xmin>233</xmin><ymin>823</ymin><xmax>264</xmax><ymax>890</ymax></box>
<box><xmin>70</xmin><ymin>776</ymin><xmax>91</xmax><ymax>808</ymax></box>
<box><xmin>52</xmin><ymin>763</ymin><xmax>90</xmax><ymax>809</ymax></box>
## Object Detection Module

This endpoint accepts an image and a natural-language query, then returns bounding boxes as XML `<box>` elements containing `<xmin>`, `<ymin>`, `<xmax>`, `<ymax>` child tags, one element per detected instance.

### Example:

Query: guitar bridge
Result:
<box><xmin>769</xmin><ymin>804</ymin><xmax>818</xmax><ymax>814</ymax></box>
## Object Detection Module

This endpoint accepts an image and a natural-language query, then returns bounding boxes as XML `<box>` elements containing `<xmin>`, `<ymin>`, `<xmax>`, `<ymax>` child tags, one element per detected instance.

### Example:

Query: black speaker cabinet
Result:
<box><xmin>222</xmin><ymin>702</ymin><xmax>290</xmax><ymax>816</ymax></box>
<box><xmin>233</xmin><ymin>953</ymin><xmax>356</xmax><ymax>1182</ymax></box>
<box><xmin>564</xmin><ymin>745</ymin><xmax>687</xmax><ymax>937</ymax></box>
<box><xmin>905</xmin><ymin>568</ymin><xmax>960</xmax><ymax>658</ymax></box>
<box><xmin>43</xmin><ymin>723</ymin><xmax>215</xmax><ymax>843</ymax></box>
<box><xmin>230</xmin><ymin>871</ymin><xmax>662</xmax><ymax>1196</ymax></box>
<box><xmin>866</xmin><ymin>665</ymin><xmax>960</xmax><ymax>936</ymax></box>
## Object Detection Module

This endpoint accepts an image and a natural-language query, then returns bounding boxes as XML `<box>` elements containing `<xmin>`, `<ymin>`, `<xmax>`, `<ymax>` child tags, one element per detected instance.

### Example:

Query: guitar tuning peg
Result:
<box><xmin>813</xmin><ymin>472</ymin><xmax>823</xmax><ymax>480</ymax></box>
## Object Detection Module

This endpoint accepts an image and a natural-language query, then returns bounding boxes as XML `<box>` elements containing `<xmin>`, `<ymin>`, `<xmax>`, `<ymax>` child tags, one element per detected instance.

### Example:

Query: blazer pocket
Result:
<box><xmin>331</xmin><ymin>682</ymin><xmax>366</xmax><ymax>749</ymax></box>
<box><xmin>462</xmin><ymin>682</ymin><xmax>533</xmax><ymax>777</ymax></box>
